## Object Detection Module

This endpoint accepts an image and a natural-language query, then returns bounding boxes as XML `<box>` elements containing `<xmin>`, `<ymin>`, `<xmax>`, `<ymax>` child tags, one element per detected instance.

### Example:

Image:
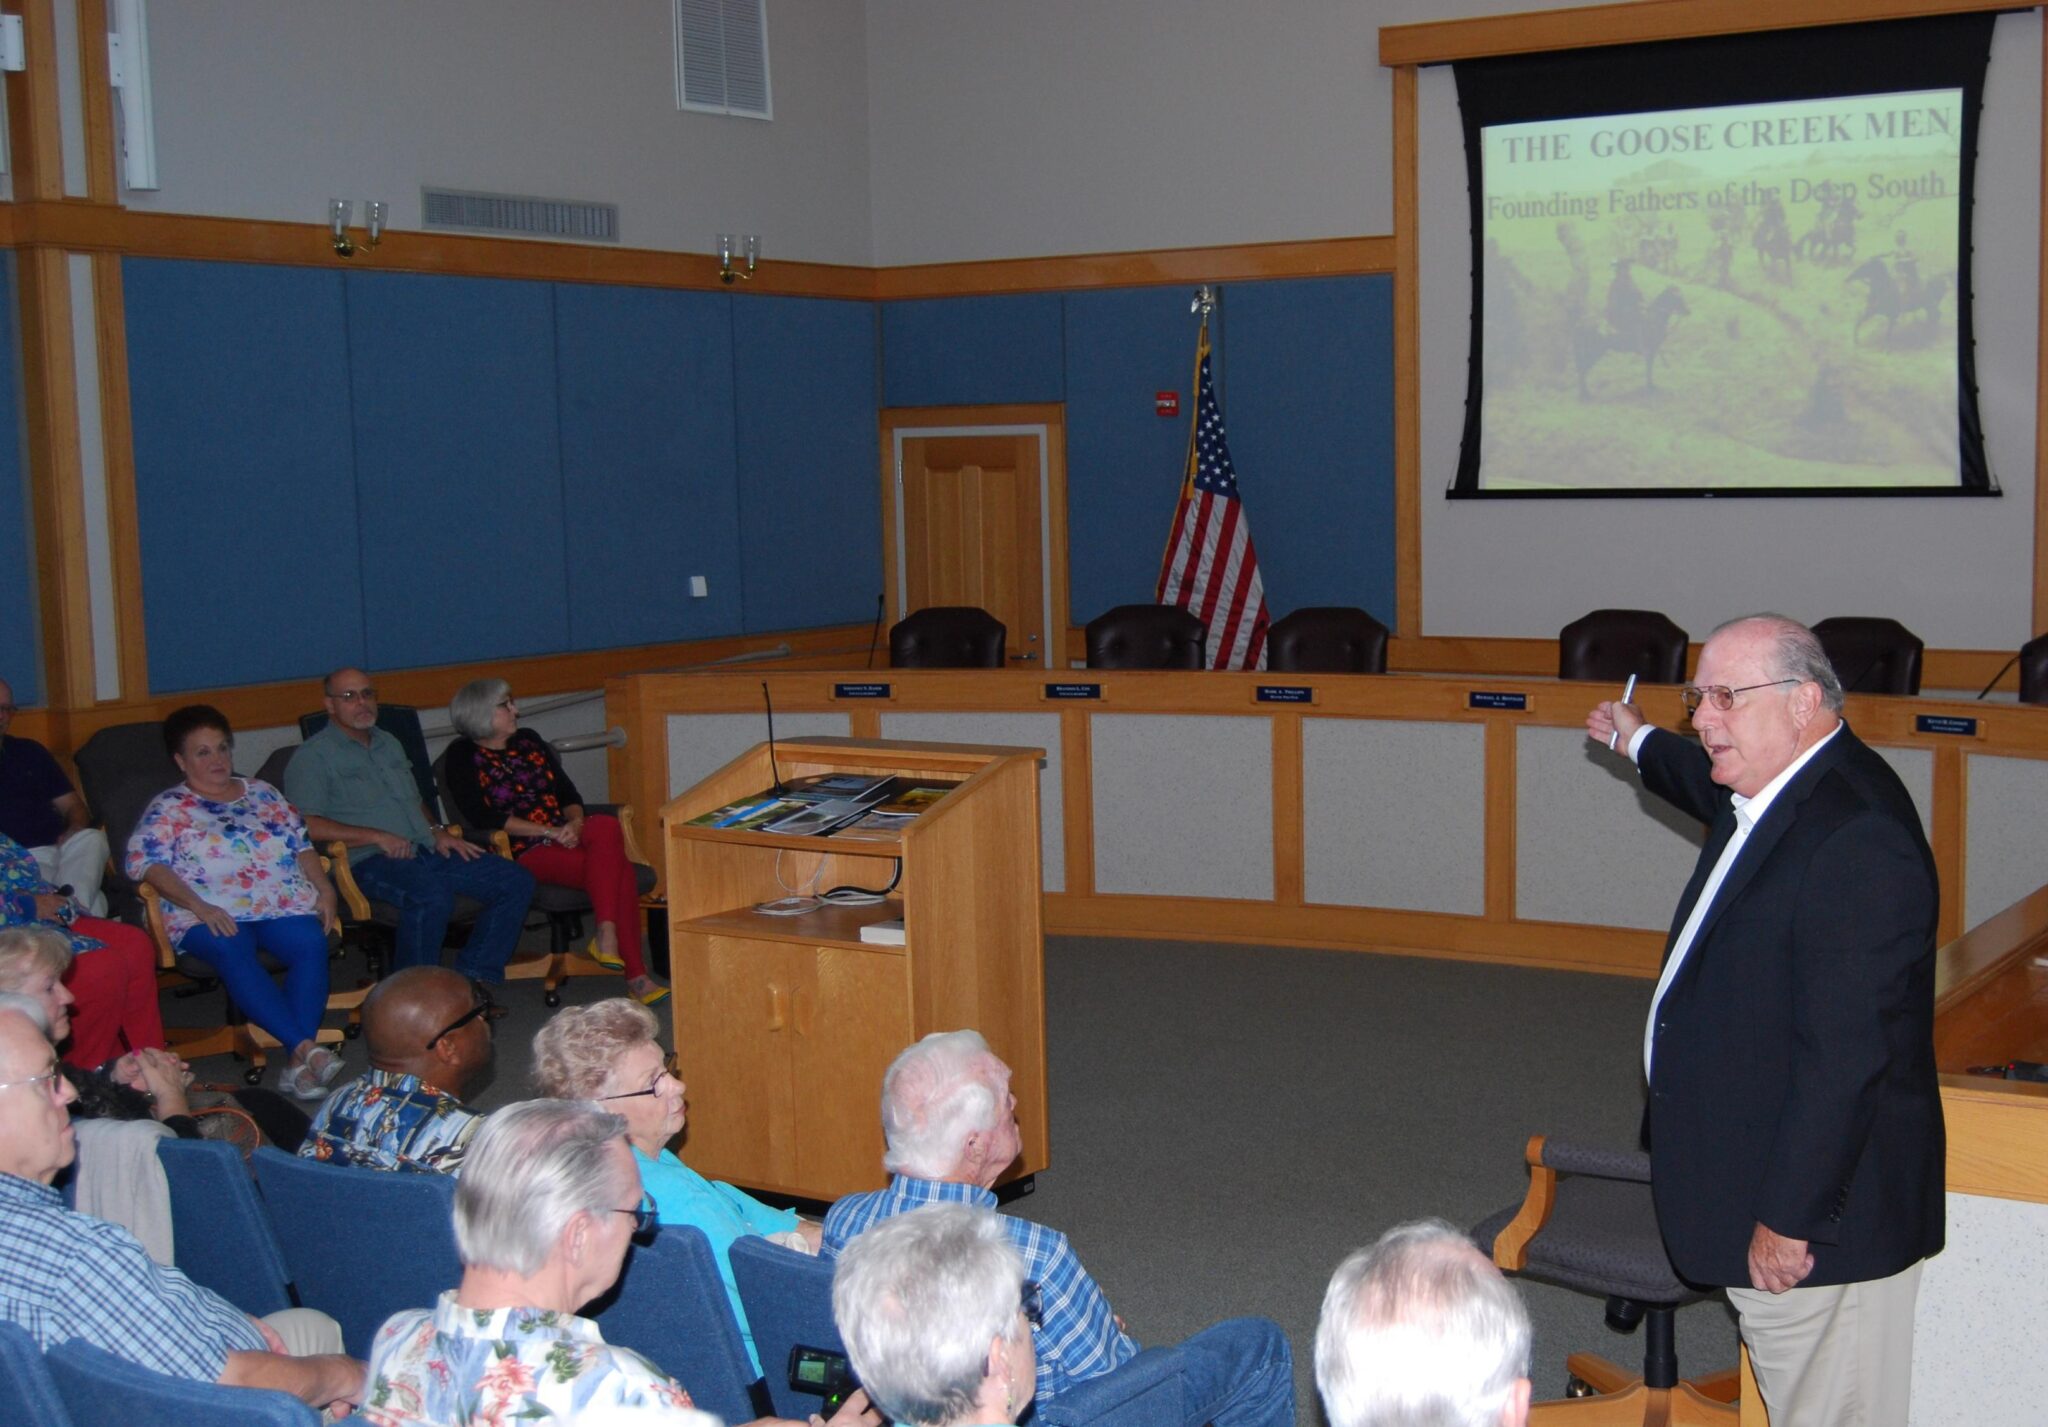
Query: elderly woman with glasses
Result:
<box><xmin>833</xmin><ymin>1204</ymin><xmax>1038</xmax><ymax>1427</ymax></box>
<box><xmin>533</xmin><ymin>999</ymin><xmax>821</xmax><ymax>1373</ymax></box>
<box><xmin>127</xmin><ymin>704</ymin><xmax>343</xmax><ymax>1100</ymax></box>
<box><xmin>442</xmin><ymin>677</ymin><xmax>665</xmax><ymax>1006</ymax></box>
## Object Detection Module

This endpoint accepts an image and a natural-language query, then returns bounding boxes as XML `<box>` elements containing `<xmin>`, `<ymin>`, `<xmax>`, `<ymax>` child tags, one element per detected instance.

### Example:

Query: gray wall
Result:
<box><xmin>136</xmin><ymin>0</ymin><xmax>874</xmax><ymax>263</ymax></box>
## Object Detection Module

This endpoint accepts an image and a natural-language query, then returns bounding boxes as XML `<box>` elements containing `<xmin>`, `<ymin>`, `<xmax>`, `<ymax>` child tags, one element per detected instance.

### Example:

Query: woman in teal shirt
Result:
<box><xmin>531</xmin><ymin>998</ymin><xmax>819</xmax><ymax>1371</ymax></box>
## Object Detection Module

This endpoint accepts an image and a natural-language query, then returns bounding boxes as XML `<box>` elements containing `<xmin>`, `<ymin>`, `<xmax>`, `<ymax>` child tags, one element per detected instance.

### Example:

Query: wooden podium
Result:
<box><xmin>661</xmin><ymin>737</ymin><xmax>1049</xmax><ymax>1202</ymax></box>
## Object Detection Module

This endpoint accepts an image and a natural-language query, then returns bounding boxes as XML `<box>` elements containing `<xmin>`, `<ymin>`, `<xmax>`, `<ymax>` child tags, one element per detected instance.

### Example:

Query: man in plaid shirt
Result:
<box><xmin>0</xmin><ymin>996</ymin><xmax>362</xmax><ymax>1412</ymax></box>
<box><xmin>822</xmin><ymin>1029</ymin><xmax>1293</xmax><ymax>1427</ymax></box>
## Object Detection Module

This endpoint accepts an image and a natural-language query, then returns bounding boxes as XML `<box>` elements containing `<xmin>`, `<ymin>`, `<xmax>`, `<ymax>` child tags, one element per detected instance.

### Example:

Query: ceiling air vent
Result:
<box><xmin>420</xmin><ymin>188</ymin><xmax>619</xmax><ymax>243</ymax></box>
<box><xmin>675</xmin><ymin>0</ymin><xmax>772</xmax><ymax>119</ymax></box>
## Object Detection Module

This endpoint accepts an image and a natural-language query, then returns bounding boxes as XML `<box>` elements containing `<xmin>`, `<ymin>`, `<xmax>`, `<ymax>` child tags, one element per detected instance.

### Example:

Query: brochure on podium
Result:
<box><xmin>686</xmin><ymin>774</ymin><xmax>960</xmax><ymax>838</ymax></box>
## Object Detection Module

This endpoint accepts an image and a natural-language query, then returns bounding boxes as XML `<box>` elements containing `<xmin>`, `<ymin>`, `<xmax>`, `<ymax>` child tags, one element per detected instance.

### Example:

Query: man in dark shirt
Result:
<box><xmin>0</xmin><ymin>679</ymin><xmax>107</xmax><ymax>915</ymax></box>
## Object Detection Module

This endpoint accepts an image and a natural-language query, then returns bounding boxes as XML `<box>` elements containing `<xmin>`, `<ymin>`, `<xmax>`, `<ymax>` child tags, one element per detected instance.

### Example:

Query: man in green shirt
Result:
<box><xmin>285</xmin><ymin>669</ymin><xmax>533</xmax><ymax>981</ymax></box>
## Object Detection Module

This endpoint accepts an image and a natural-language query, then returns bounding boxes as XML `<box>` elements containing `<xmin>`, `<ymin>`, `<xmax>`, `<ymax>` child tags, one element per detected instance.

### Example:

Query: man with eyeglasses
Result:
<box><xmin>302</xmin><ymin>966</ymin><xmax>500</xmax><ymax>1175</ymax></box>
<box><xmin>1587</xmin><ymin>614</ymin><xmax>1942</xmax><ymax>1427</ymax></box>
<box><xmin>0</xmin><ymin>996</ymin><xmax>365</xmax><ymax>1412</ymax></box>
<box><xmin>0</xmin><ymin>676</ymin><xmax>110</xmax><ymax>916</ymax></box>
<box><xmin>284</xmin><ymin>667</ymin><xmax>534</xmax><ymax>983</ymax></box>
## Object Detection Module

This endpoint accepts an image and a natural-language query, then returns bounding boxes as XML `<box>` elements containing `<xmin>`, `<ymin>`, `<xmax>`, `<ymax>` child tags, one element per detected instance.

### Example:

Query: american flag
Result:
<box><xmin>1156</xmin><ymin>336</ymin><xmax>1270</xmax><ymax>669</ymax></box>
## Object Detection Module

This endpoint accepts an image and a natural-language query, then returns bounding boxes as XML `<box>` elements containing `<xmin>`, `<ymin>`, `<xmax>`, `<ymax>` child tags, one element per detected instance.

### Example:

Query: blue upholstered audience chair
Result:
<box><xmin>588</xmin><ymin>1223</ymin><xmax>769</xmax><ymax>1425</ymax></box>
<box><xmin>1470</xmin><ymin>1135</ymin><xmax>1738</xmax><ymax>1425</ymax></box>
<box><xmin>1556</xmin><ymin>609</ymin><xmax>1691</xmax><ymax>684</ymax></box>
<box><xmin>1265</xmin><ymin>606</ymin><xmax>1389</xmax><ymax>673</ymax></box>
<box><xmin>889</xmin><ymin>605</ymin><xmax>1008</xmax><ymax>668</ymax></box>
<box><xmin>1811</xmin><ymin>615</ymin><xmax>1924</xmax><ymax>695</ymax></box>
<box><xmin>157</xmin><ymin>1138</ymin><xmax>296</xmax><ymax>1317</ymax></box>
<box><xmin>0</xmin><ymin>1321</ymin><xmax>74</xmax><ymax>1427</ymax></box>
<box><xmin>45</xmin><ymin>1339</ymin><xmax>318</xmax><ymax>1427</ymax></box>
<box><xmin>729</xmin><ymin>1236</ymin><xmax>843</xmax><ymax>1420</ymax></box>
<box><xmin>1084</xmin><ymin>604</ymin><xmax>1208</xmax><ymax>670</ymax></box>
<box><xmin>251</xmin><ymin>1146</ymin><xmax>461</xmax><ymax>1358</ymax></box>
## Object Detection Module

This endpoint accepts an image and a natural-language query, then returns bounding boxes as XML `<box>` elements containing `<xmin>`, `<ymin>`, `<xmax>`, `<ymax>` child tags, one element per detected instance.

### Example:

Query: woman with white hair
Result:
<box><xmin>832</xmin><ymin>1204</ymin><xmax>1037</xmax><ymax>1427</ymax></box>
<box><xmin>442</xmin><ymin>677</ymin><xmax>665</xmax><ymax>1005</ymax></box>
<box><xmin>532</xmin><ymin>998</ymin><xmax>819</xmax><ymax>1373</ymax></box>
<box><xmin>364</xmin><ymin>1098</ymin><xmax>876</xmax><ymax>1427</ymax></box>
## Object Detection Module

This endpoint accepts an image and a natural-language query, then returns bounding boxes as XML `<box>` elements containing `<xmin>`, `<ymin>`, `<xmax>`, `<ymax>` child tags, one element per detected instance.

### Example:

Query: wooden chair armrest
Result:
<box><xmin>616</xmin><ymin>805</ymin><xmax>650</xmax><ymax>868</ymax></box>
<box><xmin>136</xmin><ymin>884</ymin><xmax>178</xmax><ymax>971</ymax></box>
<box><xmin>1492</xmin><ymin>1134</ymin><xmax>1558</xmax><ymax>1271</ymax></box>
<box><xmin>489</xmin><ymin>830</ymin><xmax>513</xmax><ymax>859</ymax></box>
<box><xmin>322</xmin><ymin>844</ymin><xmax>373</xmax><ymax>921</ymax></box>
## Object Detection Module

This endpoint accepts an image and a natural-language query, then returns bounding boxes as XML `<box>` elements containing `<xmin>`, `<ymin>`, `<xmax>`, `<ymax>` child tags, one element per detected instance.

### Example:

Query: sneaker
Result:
<box><xmin>304</xmin><ymin>1046</ymin><xmax>346</xmax><ymax>1088</ymax></box>
<box><xmin>280</xmin><ymin>1061</ymin><xmax>330</xmax><ymax>1102</ymax></box>
<box><xmin>585</xmin><ymin>938</ymin><xmax>626</xmax><ymax>972</ymax></box>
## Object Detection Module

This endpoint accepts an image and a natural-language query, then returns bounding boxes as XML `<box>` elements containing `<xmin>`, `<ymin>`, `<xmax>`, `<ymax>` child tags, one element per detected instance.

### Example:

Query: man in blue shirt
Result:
<box><xmin>285</xmin><ymin>667</ymin><xmax>533</xmax><ymax>982</ymax></box>
<box><xmin>823</xmin><ymin>1029</ymin><xmax>1293</xmax><ymax>1427</ymax></box>
<box><xmin>0</xmin><ymin>997</ymin><xmax>363</xmax><ymax>1411</ymax></box>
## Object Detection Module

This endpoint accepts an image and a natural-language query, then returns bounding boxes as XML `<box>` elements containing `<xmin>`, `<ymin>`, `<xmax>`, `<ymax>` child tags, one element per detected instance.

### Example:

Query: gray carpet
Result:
<box><xmin>172</xmin><ymin>930</ymin><xmax>1740</xmax><ymax>1421</ymax></box>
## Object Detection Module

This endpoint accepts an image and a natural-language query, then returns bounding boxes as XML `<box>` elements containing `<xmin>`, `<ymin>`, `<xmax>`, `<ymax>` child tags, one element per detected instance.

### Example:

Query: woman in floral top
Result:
<box><xmin>126</xmin><ymin>704</ymin><xmax>343</xmax><ymax>1100</ymax></box>
<box><xmin>443</xmin><ymin>678</ymin><xmax>665</xmax><ymax>1005</ymax></box>
<box><xmin>0</xmin><ymin>831</ymin><xmax>165</xmax><ymax>1068</ymax></box>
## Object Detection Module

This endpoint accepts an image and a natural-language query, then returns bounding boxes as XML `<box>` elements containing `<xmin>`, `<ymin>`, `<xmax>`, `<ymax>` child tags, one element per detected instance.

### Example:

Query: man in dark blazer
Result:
<box><xmin>1587</xmin><ymin>614</ymin><xmax>1942</xmax><ymax>1427</ymax></box>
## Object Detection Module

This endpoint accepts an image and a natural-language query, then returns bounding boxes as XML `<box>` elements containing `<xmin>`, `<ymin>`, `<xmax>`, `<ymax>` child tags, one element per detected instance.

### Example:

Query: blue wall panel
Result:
<box><xmin>347</xmin><ymin>272</ymin><xmax>569</xmax><ymax>671</ymax></box>
<box><xmin>1221</xmin><ymin>277</ymin><xmax>1397</xmax><ymax>623</ymax></box>
<box><xmin>554</xmin><ymin>285</ymin><xmax>743</xmax><ymax>648</ymax></box>
<box><xmin>1061</xmin><ymin>287</ymin><xmax>1195</xmax><ymax>624</ymax></box>
<box><xmin>880</xmin><ymin>294</ymin><xmax>1064</xmax><ymax>408</ymax></box>
<box><xmin>0</xmin><ymin>254</ymin><xmax>37</xmax><ymax>705</ymax></box>
<box><xmin>124</xmin><ymin>259</ymin><xmax>365</xmax><ymax>692</ymax></box>
<box><xmin>732</xmin><ymin>297</ymin><xmax>882</xmax><ymax>633</ymax></box>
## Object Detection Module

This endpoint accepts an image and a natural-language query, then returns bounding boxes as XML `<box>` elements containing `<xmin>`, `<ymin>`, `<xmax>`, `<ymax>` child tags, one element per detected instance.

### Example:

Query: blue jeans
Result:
<box><xmin>348</xmin><ymin>848</ymin><xmax>535</xmax><ymax>983</ymax></box>
<box><xmin>178</xmin><ymin>914</ymin><xmax>332</xmax><ymax>1050</ymax></box>
<box><xmin>1036</xmin><ymin>1317</ymin><xmax>1294</xmax><ymax>1427</ymax></box>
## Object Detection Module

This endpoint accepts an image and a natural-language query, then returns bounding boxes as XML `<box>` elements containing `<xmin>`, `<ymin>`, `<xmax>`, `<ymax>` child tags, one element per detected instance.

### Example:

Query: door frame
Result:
<box><xmin>878</xmin><ymin>404</ymin><xmax>1071</xmax><ymax>669</ymax></box>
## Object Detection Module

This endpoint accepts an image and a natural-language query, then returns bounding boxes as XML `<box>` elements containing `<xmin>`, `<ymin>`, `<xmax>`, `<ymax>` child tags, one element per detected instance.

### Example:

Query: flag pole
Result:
<box><xmin>1157</xmin><ymin>285</ymin><xmax>1216</xmax><ymax>594</ymax></box>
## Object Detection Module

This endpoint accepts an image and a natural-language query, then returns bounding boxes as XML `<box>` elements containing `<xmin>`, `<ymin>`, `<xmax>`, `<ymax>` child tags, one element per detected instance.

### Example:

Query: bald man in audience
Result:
<box><xmin>302</xmin><ymin>966</ymin><xmax>500</xmax><ymax>1174</ymax></box>
<box><xmin>823</xmin><ymin>1029</ymin><xmax>1294</xmax><ymax>1427</ymax></box>
<box><xmin>0</xmin><ymin>996</ymin><xmax>363</xmax><ymax>1411</ymax></box>
<box><xmin>0</xmin><ymin>678</ymin><xmax>108</xmax><ymax>915</ymax></box>
<box><xmin>1314</xmin><ymin>1219</ymin><xmax>1532</xmax><ymax>1427</ymax></box>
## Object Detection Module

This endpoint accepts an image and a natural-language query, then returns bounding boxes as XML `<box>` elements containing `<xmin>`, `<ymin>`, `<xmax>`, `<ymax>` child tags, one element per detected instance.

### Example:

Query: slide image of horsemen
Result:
<box><xmin>1475</xmin><ymin>90</ymin><xmax>1963</xmax><ymax>491</ymax></box>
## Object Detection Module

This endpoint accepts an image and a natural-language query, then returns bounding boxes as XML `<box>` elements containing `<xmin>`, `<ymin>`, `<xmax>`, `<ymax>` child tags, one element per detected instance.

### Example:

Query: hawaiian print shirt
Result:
<box><xmin>0</xmin><ymin>832</ymin><xmax>101</xmax><ymax>951</ymax></box>
<box><xmin>125</xmin><ymin>778</ymin><xmax>320</xmax><ymax>943</ymax></box>
<box><xmin>363</xmin><ymin>1291</ymin><xmax>713</xmax><ymax>1427</ymax></box>
<box><xmin>301</xmin><ymin>1069</ymin><xmax>484</xmax><ymax>1175</ymax></box>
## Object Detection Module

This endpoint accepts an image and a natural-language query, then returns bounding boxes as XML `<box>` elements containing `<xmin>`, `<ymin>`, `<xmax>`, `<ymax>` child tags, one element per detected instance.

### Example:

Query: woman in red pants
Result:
<box><xmin>0</xmin><ymin>831</ymin><xmax>165</xmax><ymax>1066</ymax></box>
<box><xmin>442</xmin><ymin>679</ymin><xmax>666</xmax><ymax>1005</ymax></box>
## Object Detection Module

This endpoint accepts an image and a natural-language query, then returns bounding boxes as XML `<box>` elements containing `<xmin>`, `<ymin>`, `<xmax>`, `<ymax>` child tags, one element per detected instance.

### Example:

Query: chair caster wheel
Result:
<box><xmin>544</xmin><ymin>990</ymin><xmax>563</xmax><ymax>1008</ymax></box>
<box><xmin>343</xmin><ymin>1022</ymin><xmax>362</xmax><ymax>1039</ymax></box>
<box><xmin>1565</xmin><ymin>1376</ymin><xmax>1594</xmax><ymax>1399</ymax></box>
<box><xmin>244</xmin><ymin>1067</ymin><xmax>263</xmax><ymax>1086</ymax></box>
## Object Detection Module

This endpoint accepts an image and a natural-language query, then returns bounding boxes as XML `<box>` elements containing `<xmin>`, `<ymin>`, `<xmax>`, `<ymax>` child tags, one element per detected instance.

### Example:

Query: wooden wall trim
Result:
<box><xmin>1938</xmin><ymin>1079</ymin><xmax>2048</xmax><ymax>1203</ymax></box>
<box><xmin>2037</xmin><ymin>16</ymin><xmax>2048</xmax><ymax>636</ymax></box>
<box><xmin>90</xmin><ymin>251</ymin><xmax>146</xmax><ymax>700</ymax></box>
<box><xmin>1380</xmin><ymin>0</ymin><xmax>2015</xmax><ymax>67</ymax></box>
<box><xmin>1392</xmin><ymin>65</ymin><xmax>1422</xmax><ymax>640</ymax></box>
<box><xmin>4</xmin><ymin>0</ymin><xmax>64</xmax><ymax>202</ymax></box>
<box><xmin>16</xmin><ymin>246</ymin><xmax>91</xmax><ymax>708</ymax></box>
<box><xmin>74</xmin><ymin>0</ymin><xmax>116</xmax><ymax>205</ymax></box>
<box><xmin>870</xmin><ymin>236</ymin><xmax>1395</xmax><ymax>299</ymax></box>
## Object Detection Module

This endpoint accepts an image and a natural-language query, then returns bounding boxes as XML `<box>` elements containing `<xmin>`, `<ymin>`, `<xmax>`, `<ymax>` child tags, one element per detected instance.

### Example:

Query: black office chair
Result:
<box><xmin>1085</xmin><ymin>604</ymin><xmax>1207</xmax><ymax>669</ymax></box>
<box><xmin>1558</xmin><ymin>610</ymin><xmax>1690</xmax><ymax>684</ymax></box>
<box><xmin>1266</xmin><ymin>607</ymin><xmax>1389</xmax><ymax>674</ymax></box>
<box><xmin>889</xmin><ymin>606</ymin><xmax>1007</xmax><ymax>668</ymax></box>
<box><xmin>2019</xmin><ymin>631</ymin><xmax>2048</xmax><ymax>705</ymax></box>
<box><xmin>1812</xmin><ymin>617</ymin><xmax>1923</xmax><ymax>696</ymax></box>
<box><xmin>1471</xmin><ymin>1135</ymin><xmax>1738</xmax><ymax>1425</ymax></box>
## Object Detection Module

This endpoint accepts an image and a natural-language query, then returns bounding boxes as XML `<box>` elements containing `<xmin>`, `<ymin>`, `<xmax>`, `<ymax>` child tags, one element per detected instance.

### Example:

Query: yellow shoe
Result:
<box><xmin>633</xmin><ymin>980</ymin><xmax>671</xmax><ymax>1007</ymax></box>
<box><xmin>585</xmin><ymin>938</ymin><xmax>625</xmax><ymax>971</ymax></box>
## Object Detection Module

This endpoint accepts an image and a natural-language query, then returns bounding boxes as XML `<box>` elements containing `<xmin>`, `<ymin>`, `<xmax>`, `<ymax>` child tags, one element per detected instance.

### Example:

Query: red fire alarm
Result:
<box><xmin>1155</xmin><ymin>391</ymin><xmax>1180</xmax><ymax>417</ymax></box>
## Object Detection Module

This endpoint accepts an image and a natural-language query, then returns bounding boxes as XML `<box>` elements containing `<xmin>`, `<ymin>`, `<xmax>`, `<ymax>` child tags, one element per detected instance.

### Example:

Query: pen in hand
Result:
<box><xmin>1608</xmin><ymin>674</ymin><xmax>1638</xmax><ymax>751</ymax></box>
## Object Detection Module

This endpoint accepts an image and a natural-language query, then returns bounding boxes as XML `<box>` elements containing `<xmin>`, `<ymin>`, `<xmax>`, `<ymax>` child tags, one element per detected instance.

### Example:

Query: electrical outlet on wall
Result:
<box><xmin>689</xmin><ymin>575</ymin><xmax>708</xmax><ymax>598</ymax></box>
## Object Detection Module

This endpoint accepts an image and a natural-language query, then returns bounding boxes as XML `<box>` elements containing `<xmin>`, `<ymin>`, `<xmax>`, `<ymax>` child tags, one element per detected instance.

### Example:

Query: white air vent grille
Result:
<box><xmin>420</xmin><ymin>188</ymin><xmax>619</xmax><ymax>243</ymax></box>
<box><xmin>675</xmin><ymin>0</ymin><xmax>772</xmax><ymax>120</ymax></box>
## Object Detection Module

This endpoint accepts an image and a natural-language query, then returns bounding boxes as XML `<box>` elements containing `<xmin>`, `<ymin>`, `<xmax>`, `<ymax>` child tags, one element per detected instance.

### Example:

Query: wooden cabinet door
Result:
<box><xmin>789</xmin><ymin>944</ymin><xmax>912</xmax><ymax>1195</ymax></box>
<box><xmin>676</xmin><ymin>934</ymin><xmax>801</xmax><ymax>1189</ymax></box>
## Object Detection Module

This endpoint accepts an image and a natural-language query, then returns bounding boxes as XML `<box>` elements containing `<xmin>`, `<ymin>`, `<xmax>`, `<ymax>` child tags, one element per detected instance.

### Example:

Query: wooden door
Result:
<box><xmin>901</xmin><ymin>434</ymin><xmax>1045</xmax><ymax>666</ymax></box>
<box><xmin>790</xmin><ymin>943</ymin><xmax>912</xmax><ymax>1193</ymax></box>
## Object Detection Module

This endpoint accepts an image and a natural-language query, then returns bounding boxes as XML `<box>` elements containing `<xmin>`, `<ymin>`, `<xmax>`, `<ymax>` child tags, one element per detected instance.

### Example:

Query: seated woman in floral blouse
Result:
<box><xmin>126</xmin><ymin>704</ymin><xmax>343</xmax><ymax>1100</ymax></box>
<box><xmin>443</xmin><ymin>678</ymin><xmax>665</xmax><ymax>1004</ymax></box>
<box><xmin>0</xmin><ymin>832</ymin><xmax>164</xmax><ymax>1069</ymax></box>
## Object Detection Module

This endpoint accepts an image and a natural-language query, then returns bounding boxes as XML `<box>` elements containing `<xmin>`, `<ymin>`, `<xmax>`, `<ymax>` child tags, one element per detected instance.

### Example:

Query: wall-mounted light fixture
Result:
<box><xmin>718</xmin><ymin>233</ymin><xmax>759</xmax><ymax>284</ymax></box>
<box><xmin>331</xmin><ymin>198</ymin><xmax>387</xmax><ymax>258</ymax></box>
